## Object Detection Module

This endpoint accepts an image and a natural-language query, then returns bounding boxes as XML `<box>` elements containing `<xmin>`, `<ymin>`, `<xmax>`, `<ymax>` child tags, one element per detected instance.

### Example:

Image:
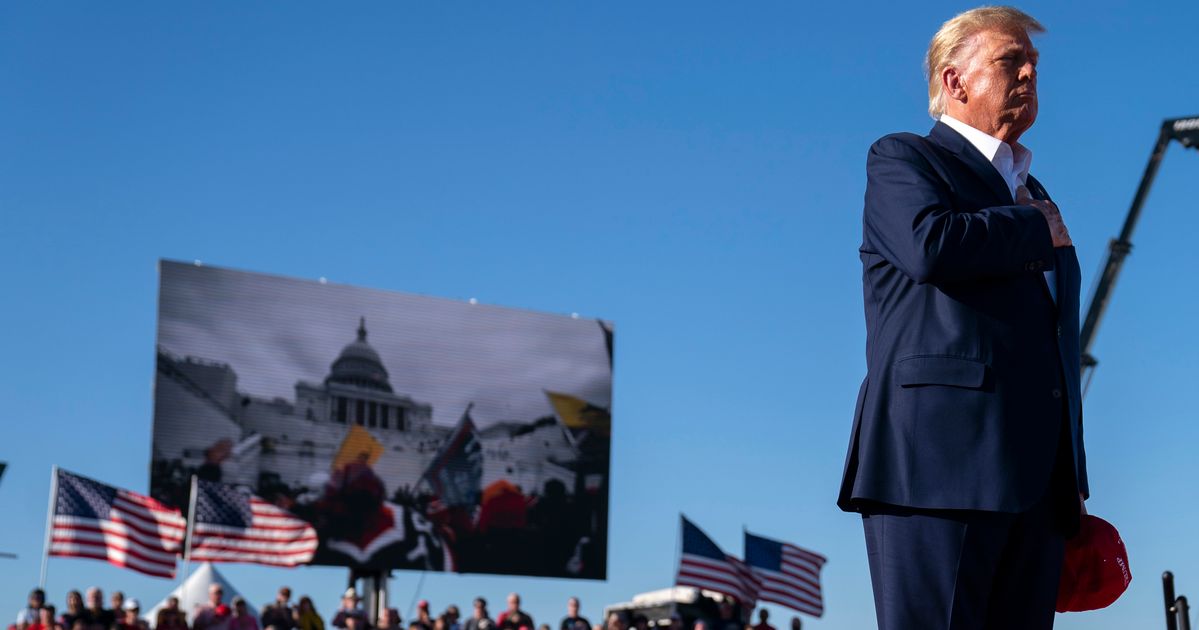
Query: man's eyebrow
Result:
<box><xmin>994</xmin><ymin>44</ymin><xmax>1038</xmax><ymax>59</ymax></box>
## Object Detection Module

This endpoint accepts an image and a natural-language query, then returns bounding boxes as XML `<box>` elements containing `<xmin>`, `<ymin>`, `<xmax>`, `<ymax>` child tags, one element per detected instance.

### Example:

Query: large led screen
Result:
<box><xmin>151</xmin><ymin>260</ymin><xmax>612</xmax><ymax>578</ymax></box>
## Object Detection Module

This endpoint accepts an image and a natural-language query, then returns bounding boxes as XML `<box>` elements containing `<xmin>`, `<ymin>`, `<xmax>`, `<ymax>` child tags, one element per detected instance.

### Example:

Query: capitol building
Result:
<box><xmin>152</xmin><ymin>317</ymin><xmax>580</xmax><ymax>506</ymax></box>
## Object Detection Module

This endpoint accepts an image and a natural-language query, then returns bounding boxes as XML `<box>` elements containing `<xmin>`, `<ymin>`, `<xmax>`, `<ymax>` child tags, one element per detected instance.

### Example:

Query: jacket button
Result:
<box><xmin>1057</xmin><ymin>325</ymin><xmax>1062</xmax><ymax>337</ymax></box>
<box><xmin>1052</xmin><ymin>389</ymin><xmax>1062</xmax><ymax>399</ymax></box>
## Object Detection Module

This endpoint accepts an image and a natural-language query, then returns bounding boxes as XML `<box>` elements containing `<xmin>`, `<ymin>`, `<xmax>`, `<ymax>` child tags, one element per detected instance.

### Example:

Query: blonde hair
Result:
<box><xmin>925</xmin><ymin>6</ymin><xmax>1044</xmax><ymax>117</ymax></box>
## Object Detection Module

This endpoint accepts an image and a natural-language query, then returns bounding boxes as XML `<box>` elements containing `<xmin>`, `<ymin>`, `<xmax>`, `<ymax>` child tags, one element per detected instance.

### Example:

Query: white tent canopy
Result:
<box><xmin>144</xmin><ymin>563</ymin><xmax>259</xmax><ymax>624</ymax></box>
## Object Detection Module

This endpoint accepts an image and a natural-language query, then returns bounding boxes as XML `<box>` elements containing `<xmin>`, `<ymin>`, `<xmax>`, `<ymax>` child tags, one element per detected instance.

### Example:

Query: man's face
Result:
<box><xmin>278</xmin><ymin>590</ymin><xmax>291</xmax><ymax>605</ymax></box>
<box><xmin>507</xmin><ymin>596</ymin><xmax>519</xmax><ymax>613</ymax></box>
<box><xmin>87</xmin><ymin>591</ymin><xmax>103</xmax><ymax>610</ymax></box>
<box><xmin>473</xmin><ymin>602</ymin><xmax>485</xmax><ymax>619</ymax></box>
<box><xmin>953</xmin><ymin>28</ymin><xmax>1039</xmax><ymax>141</ymax></box>
<box><xmin>30</xmin><ymin>592</ymin><xmax>45</xmax><ymax>609</ymax></box>
<box><xmin>567</xmin><ymin>599</ymin><xmax>578</xmax><ymax>616</ymax></box>
<box><xmin>209</xmin><ymin>586</ymin><xmax>223</xmax><ymax>606</ymax></box>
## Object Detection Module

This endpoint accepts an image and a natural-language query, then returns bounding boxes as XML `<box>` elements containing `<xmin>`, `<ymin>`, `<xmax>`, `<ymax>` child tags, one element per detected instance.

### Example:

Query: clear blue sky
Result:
<box><xmin>2</xmin><ymin>2</ymin><xmax>1197</xmax><ymax>629</ymax></box>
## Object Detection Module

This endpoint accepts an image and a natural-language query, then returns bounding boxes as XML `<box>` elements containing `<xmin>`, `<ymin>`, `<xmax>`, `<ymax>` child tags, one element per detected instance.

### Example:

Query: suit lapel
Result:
<box><xmin>928</xmin><ymin>121</ymin><xmax>1015</xmax><ymax>205</ymax></box>
<box><xmin>1026</xmin><ymin>174</ymin><xmax>1061</xmax><ymax>313</ymax></box>
<box><xmin>929</xmin><ymin>124</ymin><xmax>1062</xmax><ymax>311</ymax></box>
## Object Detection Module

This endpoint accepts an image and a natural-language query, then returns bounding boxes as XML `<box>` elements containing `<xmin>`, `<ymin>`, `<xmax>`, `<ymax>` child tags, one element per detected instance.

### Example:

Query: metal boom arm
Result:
<box><xmin>1080</xmin><ymin>115</ymin><xmax>1199</xmax><ymax>393</ymax></box>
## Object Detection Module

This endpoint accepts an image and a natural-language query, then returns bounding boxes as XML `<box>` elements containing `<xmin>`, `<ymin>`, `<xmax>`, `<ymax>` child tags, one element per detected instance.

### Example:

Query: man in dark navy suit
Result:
<box><xmin>837</xmin><ymin>7</ymin><xmax>1089</xmax><ymax>629</ymax></box>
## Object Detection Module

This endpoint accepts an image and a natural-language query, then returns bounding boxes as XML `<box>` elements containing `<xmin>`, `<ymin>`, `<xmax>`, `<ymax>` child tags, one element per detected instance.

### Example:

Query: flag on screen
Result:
<box><xmin>49</xmin><ymin>468</ymin><xmax>185</xmax><ymax>578</ymax></box>
<box><xmin>421</xmin><ymin>406</ymin><xmax>483</xmax><ymax>508</ymax></box>
<box><xmin>676</xmin><ymin>515</ymin><xmax>761</xmax><ymax>605</ymax></box>
<box><xmin>546</xmin><ymin>391</ymin><xmax>611</xmax><ymax>437</ymax></box>
<box><xmin>188</xmin><ymin>479</ymin><xmax>317</xmax><ymax>567</ymax></box>
<box><xmin>744</xmin><ymin>531</ymin><xmax>828</xmax><ymax>617</ymax></box>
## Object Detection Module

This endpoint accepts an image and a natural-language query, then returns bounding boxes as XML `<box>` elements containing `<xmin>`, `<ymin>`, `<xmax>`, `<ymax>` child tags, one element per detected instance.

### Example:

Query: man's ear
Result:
<box><xmin>942</xmin><ymin>66</ymin><xmax>967</xmax><ymax>103</ymax></box>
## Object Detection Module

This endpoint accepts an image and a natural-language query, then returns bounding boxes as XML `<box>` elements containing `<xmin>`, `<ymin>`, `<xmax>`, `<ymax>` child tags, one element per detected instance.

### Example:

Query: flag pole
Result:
<box><xmin>671</xmin><ymin>514</ymin><xmax>684</xmax><ymax>619</ymax></box>
<box><xmin>180</xmin><ymin>474</ymin><xmax>199</xmax><ymax>584</ymax></box>
<box><xmin>39</xmin><ymin>466</ymin><xmax>59</xmax><ymax>589</ymax></box>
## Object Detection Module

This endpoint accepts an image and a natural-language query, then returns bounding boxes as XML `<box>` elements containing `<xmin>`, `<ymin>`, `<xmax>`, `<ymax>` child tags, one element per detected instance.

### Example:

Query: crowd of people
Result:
<box><xmin>11</xmin><ymin>587</ymin><xmax>803</xmax><ymax>630</ymax></box>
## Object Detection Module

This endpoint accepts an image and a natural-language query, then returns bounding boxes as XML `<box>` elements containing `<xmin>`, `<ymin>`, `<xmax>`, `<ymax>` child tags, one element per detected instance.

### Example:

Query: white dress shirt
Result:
<box><xmin>939</xmin><ymin>114</ymin><xmax>1055</xmax><ymax>303</ymax></box>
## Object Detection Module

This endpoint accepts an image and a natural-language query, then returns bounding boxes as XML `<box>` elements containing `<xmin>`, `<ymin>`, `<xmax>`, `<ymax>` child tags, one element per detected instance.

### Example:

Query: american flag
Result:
<box><xmin>676</xmin><ymin>516</ymin><xmax>761</xmax><ymax>605</ymax></box>
<box><xmin>49</xmin><ymin>468</ymin><xmax>185</xmax><ymax>578</ymax></box>
<box><xmin>744</xmin><ymin>531</ymin><xmax>827</xmax><ymax>617</ymax></box>
<box><xmin>188</xmin><ymin>479</ymin><xmax>317</xmax><ymax>567</ymax></box>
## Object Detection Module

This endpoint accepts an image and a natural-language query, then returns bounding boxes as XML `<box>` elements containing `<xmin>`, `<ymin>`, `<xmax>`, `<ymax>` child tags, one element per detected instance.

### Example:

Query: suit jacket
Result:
<box><xmin>837</xmin><ymin>121</ymin><xmax>1089</xmax><ymax>514</ymax></box>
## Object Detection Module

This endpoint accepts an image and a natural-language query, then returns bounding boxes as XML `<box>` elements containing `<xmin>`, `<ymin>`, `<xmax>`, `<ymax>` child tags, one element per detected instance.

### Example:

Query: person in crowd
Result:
<box><xmin>58</xmin><ymin>592</ymin><xmax>85</xmax><ymax>630</ymax></box>
<box><xmin>68</xmin><ymin>618</ymin><xmax>87</xmax><ymax>630</ymax></box>
<box><xmin>193</xmin><ymin>584</ymin><xmax>229</xmax><ymax>630</ymax></box>
<box><xmin>441</xmin><ymin>607</ymin><xmax>458</xmax><ymax>630</ymax></box>
<box><xmin>495</xmin><ymin>595</ymin><xmax>531</xmax><ymax>630</ymax></box>
<box><xmin>430</xmin><ymin>619</ymin><xmax>444</xmax><ymax>630</ymax></box>
<box><xmin>228</xmin><ymin>598</ymin><xmax>258</xmax><ymax>630</ymax></box>
<box><xmin>27</xmin><ymin>605</ymin><xmax>57</xmax><ymax>630</ymax></box>
<box><xmin>692</xmin><ymin>622</ymin><xmax>706</xmax><ymax>630</ymax></box>
<box><xmin>16</xmin><ymin>588</ymin><xmax>45</xmax><ymax>628</ymax></box>
<box><xmin>116</xmin><ymin>600</ymin><xmax>148</xmax><ymax>630</ymax></box>
<box><xmin>557</xmin><ymin>598</ymin><xmax>587</xmax><ymax>630</ymax></box>
<box><xmin>291</xmin><ymin>598</ymin><xmax>322</xmax><ymax>630</ymax></box>
<box><xmin>461</xmin><ymin>600</ymin><xmax>489</xmax><ymax>630</ymax></box>
<box><xmin>154</xmin><ymin>597</ymin><xmax>188</xmax><ymax>630</ymax></box>
<box><xmin>375</xmin><ymin>609</ymin><xmax>401</xmax><ymax>630</ymax></box>
<box><xmin>713</xmin><ymin>602</ymin><xmax>739</xmax><ymax>630</ymax></box>
<box><xmin>787</xmin><ymin>619</ymin><xmax>800</xmax><ymax>630</ymax></box>
<box><xmin>749</xmin><ymin>610</ymin><xmax>772</xmax><ymax>630</ymax></box>
<box><xmin>412</xmin><ymin>602</ymin><xmax>432</xmax><ymax>630</ymax></box>
<box><xmin>83</xmin><ymin>589</ymin><xmax>113</xmax><ymax>630</ymax></box>
<box><xmin>329</xmin><ymin>590</ymin><xmax>367</xmax><ymax>630</ymax></box>
<box><xmin>259</xmin><ymin>588</ymin><xmax>294</xmax><ymax>630</ymax></box>
<box><xmin>628</xmin><ymin>616</ymin><xmax>647</xmax><ymax>630</ymax></box>
<box><xmin>109</xmin><ymin>595</ymin><xmax>125</xmax><ymax>619</ymax></box>
<box><xmin>601</xmin><ymin>612</ymin><xmax>625</xmax><ymax>630</ymax></box>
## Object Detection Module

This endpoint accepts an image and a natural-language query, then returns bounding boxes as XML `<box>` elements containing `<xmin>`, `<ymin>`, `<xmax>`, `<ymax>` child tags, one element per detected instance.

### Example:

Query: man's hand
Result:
<box><xmin>1017</xmin><ymin>185</ymin><xmax>1072</xmax><ymax>248</ymax></box>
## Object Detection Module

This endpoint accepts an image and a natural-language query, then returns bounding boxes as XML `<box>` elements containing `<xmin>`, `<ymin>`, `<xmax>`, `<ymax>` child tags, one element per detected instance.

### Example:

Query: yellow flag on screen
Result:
<box><xmin>546</xmin><ymin>391</ymin><xmax>611</xmax><ymax>436</ymax></box>
<box><xmin>332</xmin><ymin>425</ymin><xmax>384</xmax><ymax>471</ymax></box>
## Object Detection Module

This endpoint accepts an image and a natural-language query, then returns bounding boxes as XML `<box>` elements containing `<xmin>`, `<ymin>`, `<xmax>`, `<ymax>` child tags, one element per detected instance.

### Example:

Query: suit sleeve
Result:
<box><xmin>1077</xmin><ymin>409</ymin><xmax>1090</xmax><ymax>499</ymax></box>
<box><xmin>863</xmin><ymin>135</ymin><xmax>1055</xmax><ymax>284</ymax></box>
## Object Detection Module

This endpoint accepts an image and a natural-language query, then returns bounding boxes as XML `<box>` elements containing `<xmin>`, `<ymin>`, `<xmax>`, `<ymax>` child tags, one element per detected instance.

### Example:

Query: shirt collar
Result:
<box><xmin>939</xmin><ymin>113</ymin><xmax>1032</xmax><ymax>183</ymax></box>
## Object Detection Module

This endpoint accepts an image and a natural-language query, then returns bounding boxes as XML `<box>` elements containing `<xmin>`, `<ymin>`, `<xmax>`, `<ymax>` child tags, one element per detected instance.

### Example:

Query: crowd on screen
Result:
<box><xmin>11</xmin><ymin>586</ymin><xmax>804</xmax><ymax>630</ymax></box>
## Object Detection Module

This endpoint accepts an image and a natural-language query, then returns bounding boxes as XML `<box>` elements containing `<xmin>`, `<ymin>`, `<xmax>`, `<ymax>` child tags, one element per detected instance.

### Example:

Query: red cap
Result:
<box><xmin>417</xmin><ymin>601</ymin><xmax>429</xmax><ymax>610</ymax></box>
<box><xmin>1056</xmin><ymin>514</ymin><xmax>1132</xmax><ymax>612</ymax></box>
